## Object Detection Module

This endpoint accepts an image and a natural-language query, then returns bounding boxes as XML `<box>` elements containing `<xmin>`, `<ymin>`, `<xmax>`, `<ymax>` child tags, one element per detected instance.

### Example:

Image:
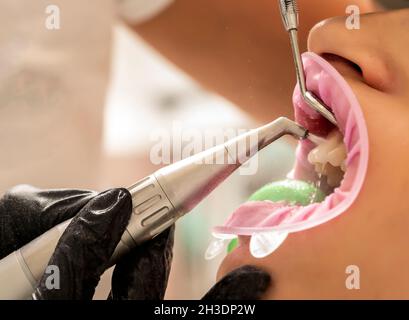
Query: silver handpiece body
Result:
<box><xmin>0</xmin><ymin>117</ymin><xmax>308</xmax><ymax>299</ymax></box>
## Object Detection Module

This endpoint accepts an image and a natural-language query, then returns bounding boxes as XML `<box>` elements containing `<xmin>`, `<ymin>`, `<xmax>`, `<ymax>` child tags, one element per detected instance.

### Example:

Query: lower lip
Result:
<box><xmin>213</xmin><ymin>52</ymin><xmax>369</xmax><ymax>237</ymax></box>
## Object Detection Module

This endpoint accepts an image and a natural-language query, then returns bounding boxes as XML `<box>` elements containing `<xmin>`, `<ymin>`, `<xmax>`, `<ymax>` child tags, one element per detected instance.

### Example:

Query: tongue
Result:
<box><xmin>221</xmin><ymin>180</ymin><xmax>326</xmax><ymax>231</ymax></box>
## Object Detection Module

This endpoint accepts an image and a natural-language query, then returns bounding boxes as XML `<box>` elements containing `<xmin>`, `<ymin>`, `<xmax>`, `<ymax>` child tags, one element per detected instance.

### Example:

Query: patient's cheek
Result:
<box><xmin>216</xmin><ymin>58</ymin><xmax>409</xmax><ymax>298</ymax></box>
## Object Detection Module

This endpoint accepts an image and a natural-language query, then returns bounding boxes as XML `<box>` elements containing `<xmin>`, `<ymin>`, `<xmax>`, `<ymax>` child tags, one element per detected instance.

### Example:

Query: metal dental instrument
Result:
<box><xmin>278</xmin><ymin>0</ymin><xmax>338</xmax><ymax>127</ymax></box>
<box><xmin>0</xmin><ymin>117</ymin><xmax>310</xmax><ymax>299</ymax></box>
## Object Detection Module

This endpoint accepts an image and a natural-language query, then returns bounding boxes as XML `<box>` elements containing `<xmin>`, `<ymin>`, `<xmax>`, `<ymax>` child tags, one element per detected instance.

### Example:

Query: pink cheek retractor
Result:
<box><xmin>206</xmin><ymin>52</ymin><xmax>369</xmax><ymax>259</ymax></box>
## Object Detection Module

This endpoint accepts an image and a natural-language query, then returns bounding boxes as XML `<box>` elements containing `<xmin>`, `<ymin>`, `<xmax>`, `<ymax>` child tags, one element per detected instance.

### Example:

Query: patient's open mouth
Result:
<box><xmin>209</xmin><ymin>52</ymin><xmax>369</xmax><ymax>259</ymax></box>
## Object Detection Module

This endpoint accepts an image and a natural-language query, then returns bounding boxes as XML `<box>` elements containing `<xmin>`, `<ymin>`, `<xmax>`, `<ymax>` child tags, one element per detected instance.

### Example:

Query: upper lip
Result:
<box><xmin>296</xmin><ymin>53</ymin><xmax>362</xmax><ymax>135</ymax></box>
<box><xmin>295</xmin><ymin>53</ymin><xmax>363</xmax><ymax>137</ymax></box>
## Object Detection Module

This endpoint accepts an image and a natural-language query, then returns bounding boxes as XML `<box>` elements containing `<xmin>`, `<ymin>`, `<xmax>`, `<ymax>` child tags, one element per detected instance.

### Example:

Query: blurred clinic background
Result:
<box><xmin>0</xmin><ymin>0</ymin><xmax>295</xmax><ymax>299</ymax></box>
<box><xmin>2</xmin><ymin>0</ymin><xmax>402</xmax><ymax>299</ymax></box>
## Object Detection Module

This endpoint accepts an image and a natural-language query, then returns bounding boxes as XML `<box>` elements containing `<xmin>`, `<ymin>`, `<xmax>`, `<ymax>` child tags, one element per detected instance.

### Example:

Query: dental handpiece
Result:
<box><xmin>278</xmin><ymin>0</ymin><xmax>338</xmax><ymax>127</ymax></box>
<box><xmin>0</xmin><ymin>117</ymin><xmax>310</xmax><ymax>299</ymax></box>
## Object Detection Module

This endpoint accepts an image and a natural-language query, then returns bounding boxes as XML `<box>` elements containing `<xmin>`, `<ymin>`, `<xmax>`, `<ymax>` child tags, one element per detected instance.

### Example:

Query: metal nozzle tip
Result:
<box><xmin>278</xmin><ymin>0</ymin><xmax>299</xmax><ymax>31</ymax></box>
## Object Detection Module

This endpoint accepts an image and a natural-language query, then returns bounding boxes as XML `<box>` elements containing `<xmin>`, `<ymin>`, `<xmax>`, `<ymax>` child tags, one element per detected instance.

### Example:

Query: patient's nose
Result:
<box><xmin>307</xmin><ymin>12</ymin><xmax>397</xmax><ymax>92</ymax></box>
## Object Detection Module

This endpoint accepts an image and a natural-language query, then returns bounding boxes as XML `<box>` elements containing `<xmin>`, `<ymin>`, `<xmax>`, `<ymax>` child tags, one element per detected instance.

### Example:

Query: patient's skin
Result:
<box><xmin>218</xmin><ymin>9</ymin><xmax>409</xmax><ymax>299</ymax></box>
<box><xmin>131</xmin><ymin>0</ymin><xmax>374</xmax><ymax>122</ymax></box>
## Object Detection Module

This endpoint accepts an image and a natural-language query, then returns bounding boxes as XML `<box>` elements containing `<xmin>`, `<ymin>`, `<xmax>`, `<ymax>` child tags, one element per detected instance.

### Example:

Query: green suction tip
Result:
<box><xmin>248</xmin><ymin>179</ymin><xmax>325</xmax><ymax>205</ymax></box>
<box><xmin>227</xmin><ymin>238</ymin><xmax>238</xmax><ymax>253</ymax></box>
<box><xmin>227</xmin><ymin>179</ymin><xmax>325</xmax><ymax>253</ymax></box>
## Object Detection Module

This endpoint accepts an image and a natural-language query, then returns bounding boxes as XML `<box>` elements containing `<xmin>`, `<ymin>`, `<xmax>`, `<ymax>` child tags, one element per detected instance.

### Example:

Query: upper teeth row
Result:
<box><xmin>307</xmin><ymin>130</ymin><xmax>347</xmax><ymax>187</ymax></box>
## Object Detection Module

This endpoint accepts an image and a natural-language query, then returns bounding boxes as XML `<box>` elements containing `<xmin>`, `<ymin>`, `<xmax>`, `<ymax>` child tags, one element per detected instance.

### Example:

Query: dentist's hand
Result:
<box><xmin>201</xmin><ymin>265</ymin><xmax>271</xmax><ymax>300</ymax></box>
<box><xmin>0</xmin><ymin>185</ymin><xmax>269</xmax><ymax>300</ymax></box>
<box><xmin>0</xmin><ymin>185</ymin><xmax>174</xmax><ymax>300</ymax></box>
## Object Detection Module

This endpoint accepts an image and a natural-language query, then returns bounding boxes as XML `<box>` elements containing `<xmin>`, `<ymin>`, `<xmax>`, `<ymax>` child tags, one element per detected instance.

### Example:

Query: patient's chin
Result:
<box><xmin>217</xmin><ymin>236</ymin><xmax>269</xmax><ymax>282</ymax></box>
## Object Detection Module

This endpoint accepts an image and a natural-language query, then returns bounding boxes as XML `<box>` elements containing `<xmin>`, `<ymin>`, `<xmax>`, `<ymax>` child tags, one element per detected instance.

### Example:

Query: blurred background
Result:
<box><xmin>100</xmin><ymin>24</ymin><xmax>295</xmax><ymax>299</ymax></box>
<box><xmin>0</xmin><ymin>0</ymin><xmax>294</xmax><ymax>299</ymax></box>
<box><xmin>1</xmin><ymin>0</ymin><xmax>403</xmax><ymax>299</ymax></box>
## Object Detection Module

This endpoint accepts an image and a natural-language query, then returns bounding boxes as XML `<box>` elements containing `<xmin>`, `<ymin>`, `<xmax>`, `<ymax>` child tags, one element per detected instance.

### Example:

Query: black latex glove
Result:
<box><xmin>0</xmin><ymin>185</ymin><xmax>270</xmax><ymax>300</ymax></box>
<box><xmin>0</xmin><ymin>185</ymin><xmax>174</xmax><ymax>300</ymax></box>
<box><xmin>0</xmin><ymin>185</ymin><xmax>96</xmax><ymax>258</ymax></box>
<box><xmin>201</xmin><ymin>265</ymin><xmax>271</xmax><ymax>300</ymax></box>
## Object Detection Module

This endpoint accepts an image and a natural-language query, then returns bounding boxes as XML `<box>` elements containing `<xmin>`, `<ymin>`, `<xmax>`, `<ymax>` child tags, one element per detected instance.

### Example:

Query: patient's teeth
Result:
<box><xmin>325</xmin><ymin>164</ymin><xmax>344</xmax><ymax>187</ymax></box>
<box><xmin>307</xmin><ymin>149</ymin><xmax>318</xmax><ymax>164</ymax></box>
<box><xmin>307</xmin><ymin>129</ymin><xmax>347</xmax><ymax>187</ymax></box>
<box><xmin>328</xmin><ymin>145</ymin><xmax>347</xmax><ymax>167</ymax></box>
<box><xmin>314</xmin><ymin>163</ymin><xmax>323</xmax><ymax>174</ymax></box>
<box><xmin>341</xmin><ymin>161</ymin><xmax>346</xmax><ymax>172</ymax></box>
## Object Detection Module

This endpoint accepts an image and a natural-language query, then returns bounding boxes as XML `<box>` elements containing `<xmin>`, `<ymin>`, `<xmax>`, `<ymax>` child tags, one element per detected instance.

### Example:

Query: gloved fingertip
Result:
<box><xmin>37</xmin><ymin>188</ymin><xmax>133</xmax><ymax>300</ymax></box>
<box><xmin>71</xmin><ymin>188</ymin><xmax>133</xmax><ymax>255</ymax></box>
<box><xmin>82</xmin><ymin>187</ymin><xmax>133</xmax><ymax>227</ymax></box>
<box><xmin>201</xmin><ymin>265</ymin><xmax>272</xmax><ymax>300</ymax></box>
<box><xmin>95</xmin><ymin>188</ymin><xmax>132</xmax><ymax>211</ymax></box>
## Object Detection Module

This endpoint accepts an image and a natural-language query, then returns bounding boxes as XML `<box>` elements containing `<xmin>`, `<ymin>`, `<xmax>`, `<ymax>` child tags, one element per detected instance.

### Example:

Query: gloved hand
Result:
<box><xmin>0</xmin><ymin>185</ymin><xmax>174</xmax><ymax>300</ymax></box>
<box><xmin>201</xmin><ymin>265</ymin><xmax>271</xmax><ymax>300</ymax></box>
<box><xmin>0</xmin><ymin>185</ymin><xmax>271</xmax><ymax>300</ymax></box>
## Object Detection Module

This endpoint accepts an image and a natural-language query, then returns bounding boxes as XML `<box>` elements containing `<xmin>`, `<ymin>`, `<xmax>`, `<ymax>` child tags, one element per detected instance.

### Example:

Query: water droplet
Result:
<box><xmin>204</xmin><ymin>238</ymin><xmax>226</xmax><ymax>260</ymax></box>
<box><xmin>250</xmin><ymin>232</ymin><xmax>288</xmax><ymax>258</ymax></box>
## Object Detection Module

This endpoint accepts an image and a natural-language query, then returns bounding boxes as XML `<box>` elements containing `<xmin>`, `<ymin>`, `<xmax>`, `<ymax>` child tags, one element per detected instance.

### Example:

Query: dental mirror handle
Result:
<box><xmin>278</xmin><ymin>0</ymin><xmax>338</xmax><ymax>126</ymax></box>
<box><xmin>0</xmin><ymin>117</ymin><xmax>308</xmax><ymax>299</ymax></box>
